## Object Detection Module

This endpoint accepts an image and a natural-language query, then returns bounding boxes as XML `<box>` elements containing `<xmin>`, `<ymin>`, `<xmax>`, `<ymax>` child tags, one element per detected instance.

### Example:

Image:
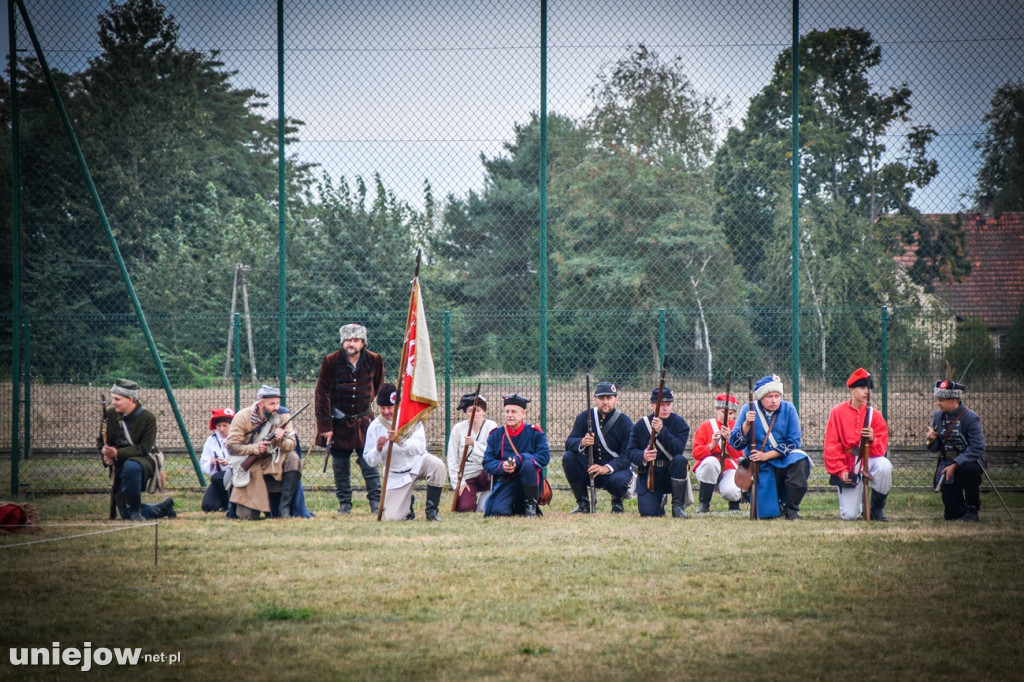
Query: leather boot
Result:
<box><xmin>425</xmin><ymin>485</ymin><xmax>443</xmax><ymax>522</ymax></box>
<box><xmin>155</xmin><ymin>497</ymin><xmax>176</xmax><ymax>519</ymax></box>
<box><xmin>696</xmin><ymin>482</ymin><xmax>714</xmax><ymax>514</ymax></box>
<box><xmin>961</xmin><ymin>505</ymin><xmax>979</xmax><ymax>522</ymax></box>
<box><xmin>610</xmin><ymin>496</ymin><xmax>625</xmax><ymax>514</ymax></box>
<box><xmin>569</xmin><ymin>480</ymin><xmax>591</xmax><ymax>513</ymax></box>
<box><xmin>870</xmin><ymin>489</ymin><xmax>889</xmax><ymax>522</ymax></box>
<box><xmin>126</xmin><ymin>510</ymin><xmax>145</xmax><ymax>522</ymax></box>
<box><xmin>404</xmin><ymin>495</ymin><xmax>416</xmax><ymax>521</ymax></box>
<box><xmin>278</xmin><ymin>470</ymin><xmax>301</xmax><ymax>519</ymax></box>
<box><xmin>671</xmin><ymin>478</ymin><xmax>689</xmax><ymax>518</ymax></box>
<box><xmin>523</xmin><ymin>485</ymin><xmax>541</xmax><ymax>518</ymax></box>
<box><xmin>728</xmin><ymin>500</ymin><xmax>741</xmax><ymax>511</ymax></box>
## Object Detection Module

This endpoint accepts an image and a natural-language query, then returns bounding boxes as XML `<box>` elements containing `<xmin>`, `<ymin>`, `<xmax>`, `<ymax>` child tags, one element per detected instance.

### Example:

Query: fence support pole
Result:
<box><xmin>22</xmin><ymin>312</ymin><xmax>31</xmax><ymax>462</ymax></box>
<box><xmin>9</xmin><ymin>0</ymin><xmax>21</xmax><ymax>496</ymax></box>
<box><xmin>277</xmin><ymin>0</ymin><xmax>288</xmax><ymax>402</ymax></box>
<box><xmin>444</xmin><ymin>311</ymin><xmax>452</xmax><ymax>449</ymax></box>
<box><xmin>233</xmin><ymin>312</ymin><xmax>241</xmax><ymax>412</ymax></box>
<box><xmin>790</xmin><ymin>0</ymin><xmax>801</xmax><ymax>411</ymax></box>
<box><xmin>538</xmin><ymin>0</ymin><xmax>549</xmax><ymax>433</ymax></box>
<box><xmin>881</xmin><ymin>305</ymin><xmax>889</xmax><ymax>421</ymax></box>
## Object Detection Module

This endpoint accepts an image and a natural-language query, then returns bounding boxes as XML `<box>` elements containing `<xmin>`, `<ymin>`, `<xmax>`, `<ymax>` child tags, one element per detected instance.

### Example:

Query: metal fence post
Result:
<box><xmin>9</xmin><ymin>0</ymin><xmax>21</xmax><ymax>496</ymax></box>
<box><xmin>881</xmin><ymin>305</ymin><xmax>889</xmax><ymax>421</ymax></box>
<box><xmin>233</xmin><ymin>312</ymin><xmax>241</xmax><ymax>412</ymax></box>
<box><xmin>444</xmin><ymin>310</ymin><xmax>452</xmax><ymax>449</ymax></box>
<box><xmin>22</xmin><ymin>311</ymin><xmax>31</xmax><ymax>462</ymax></box>
<box><xmin>790</xmin><ymin>0</ymin><xmax>801</xmax><ymax>412</ymax></box>
<box><xmin>538</xmin><ymin>0</ymin><xmax>549</xmax><ymax>433</ymax></box>
<box><xmin>277</xmin><ymin>0</ymin><xmax>288</xmax><ymax>403</ymax></box>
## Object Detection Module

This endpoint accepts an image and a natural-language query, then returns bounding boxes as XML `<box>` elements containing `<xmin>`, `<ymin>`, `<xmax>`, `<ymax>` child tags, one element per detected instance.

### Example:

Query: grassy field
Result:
<box><xmin>2</xmin><ymin>489</ymin><xmax>1023</xmax><ymax>681</ymax></box>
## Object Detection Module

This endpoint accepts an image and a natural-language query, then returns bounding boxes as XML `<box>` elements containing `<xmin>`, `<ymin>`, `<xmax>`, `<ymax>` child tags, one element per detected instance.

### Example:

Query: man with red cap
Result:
<box><xmin>200</xmin><ymin>407</ymin><xmax>234</xmax><ymax>513</ymax></box>
<box><xmin>692</xmin><ymin>392</ymin><xmax>744</xmax><ymax>514</ymax></box>
<box><xmin>823</xmin><ymin>368</ymin><xmax>892</xmax><ymax>521</ymax></box>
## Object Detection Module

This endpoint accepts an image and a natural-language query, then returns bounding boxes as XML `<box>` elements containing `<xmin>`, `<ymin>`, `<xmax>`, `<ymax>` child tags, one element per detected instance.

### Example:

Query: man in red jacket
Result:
<box><xmin>692</xmin><ymin>393</ymin><xmax>744</xmax><ymax>514</ymax></box>
<box><xmin>823</xmin><ymin>368</ymin><xmax>892</xmax><ymax>521</ymax></box>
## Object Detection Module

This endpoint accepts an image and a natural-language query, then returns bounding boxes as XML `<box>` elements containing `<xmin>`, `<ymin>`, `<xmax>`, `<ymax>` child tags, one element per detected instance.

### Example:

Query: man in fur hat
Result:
<box><xmin>98</xmin><ymin>379</ymin><xmax>175</xmax><ymax>521</ymax></box>
<box><xmin>729</xmin><ymin>375</ymin><xmax>812</xmax><ymax>520</ymax></box>
<box><xmin>482</xmin><ymin>394</ymin><xmax>551</xmax><ymax>517</ymax></box>
<box><xmin>927</xmin><ymin>376</ymin><xmax>986</xmax><ymax>521</ymax></box>
<box><xmin>315</xmin><ymin>323</ymin><xmax>384</xmax><ymax>514</ymax></box>
<box><xmin>823</xmin><ymin>368</ymin><xmax>892</xmax><ymax>521</ymax></box>
<box><xmin>692</xmin><ymin>392</ymin><xmax>744</xmax><ymax>514</ymax></box>
<box><xmin>200</xmin><ymin>407</ymin><xmax>234</xmax><ymax>513</ymax></box>
<box><xmin>447</xmin><ymin>392</ymin><xmax>498</xmax><ymax>512</ymax></box>
<box><xmin>224</xmin><ymin>385</ymin><xmax>301</xmax><ymax>520</ymax></box>
<box><xmin>627</xmin><ymin>386</ymin><xmax>692</xmax><ymax>518</ymax></box>
<box><xmin>562</xmin><ymin>381</ymin><xmax>634</xmax><ymax>514</ymax></box>
<box><xmin>363</xmin><ymin>383</ymin><xmax>447</xmax><ymax>521</ymax></box>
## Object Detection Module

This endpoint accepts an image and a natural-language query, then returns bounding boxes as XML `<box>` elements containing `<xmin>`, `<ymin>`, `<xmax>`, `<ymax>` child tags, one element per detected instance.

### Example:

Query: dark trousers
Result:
<box><xmin>773</xmin><ymin>457</ymin><xmax>811</xmax><ymax>511</ymax></box>
<box><xmin>941</xmin><ymin>460</ymin><xmax>983</xmax><ymax>520</ymax></box>
<box><xmin>484</xmin><ymin>459</ymin><xmax>542</xmax><ymax>517</ymax></box>
<box><xmin>201</xmin><ymin>470</ymin><xmax>230</xmax><ymax>512</ymax></box>
<box><xmin>636</xmin><ymin>455</ymin><xmax>688</xmax><ymax>517</ymax></box>
<box><xmin>117</xmin><ymin>459</ymin><xmax>159</xmax><ymax>520</ymax></box>
<box><xmin>453</xmin><ymin>471</ymin><xmax>491</xmax><ymax>512</ymax></box>
<box><xmin>330</xmin><ymin>446</ymin><xmax>381</xmax><ymax>506</ymax></box>
<box><xmin>562</xmin><ymin>450</ymin><xmax>632</xmax><ymax>498</ymax></box>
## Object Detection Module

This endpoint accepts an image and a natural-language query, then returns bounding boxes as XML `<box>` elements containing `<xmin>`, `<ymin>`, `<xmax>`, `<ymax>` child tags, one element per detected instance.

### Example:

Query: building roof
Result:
<box><xmin>896</xmin><ymin>212</ymin><xmax>1024</xmax><ymax>330</ymax></box>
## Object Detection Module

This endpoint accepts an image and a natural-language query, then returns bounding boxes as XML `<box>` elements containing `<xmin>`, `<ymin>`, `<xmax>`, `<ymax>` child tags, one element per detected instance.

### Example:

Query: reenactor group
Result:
<box><xmin>99</xmin><ymin>324</ymin><xmax>989</xmax><ymax>524</ymax></box>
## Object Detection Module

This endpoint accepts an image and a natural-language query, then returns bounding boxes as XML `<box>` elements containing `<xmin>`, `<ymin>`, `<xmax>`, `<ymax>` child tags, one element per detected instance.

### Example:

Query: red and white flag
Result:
<box><xmin>394</xmin><ymin>276</ymin><xmax>438</xmax><ymax>440</ymax></box>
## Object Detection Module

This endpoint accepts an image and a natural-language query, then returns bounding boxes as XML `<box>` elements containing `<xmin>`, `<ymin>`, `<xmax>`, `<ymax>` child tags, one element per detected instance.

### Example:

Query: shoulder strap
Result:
<box><xmin>504</xmin><ymin>428</ymin><xmax>521</xmax><ymax>456</ymax></box>
<box><xmin>941</xmin><ymin>411</ymin><xmax>966</xmax><ymax>444</ymax></box>
<box><xmin>642</xmin><ymin>416</ymin><xmax>673</xmax><ymax>459</ymax></box>
<box><xmin>594</xmin><ymin>409</ymin><xmax>621</xmax><ymax>457</ymax></box>
<box><xmin>754</xmin><ymin>402</ymin><xmax>780</xmax><ymax>450</ymax></box>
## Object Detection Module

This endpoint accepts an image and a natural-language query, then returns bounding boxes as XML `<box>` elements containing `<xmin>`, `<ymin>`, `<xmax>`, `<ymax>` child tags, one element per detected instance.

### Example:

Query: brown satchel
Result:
<box><xmin>504</xmin><ymin>428</ymin><xmax>553</xmax><ymax>506</ymax></box>
<box><xmin>733</xmin><ymin>410</ymin><xmax>779</xmax><ymax>492</ymax></box>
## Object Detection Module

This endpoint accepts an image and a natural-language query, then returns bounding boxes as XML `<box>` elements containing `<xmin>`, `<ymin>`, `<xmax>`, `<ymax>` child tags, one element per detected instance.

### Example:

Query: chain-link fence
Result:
<box><xmin>3</xmin><ymin>0</ymin><xmax>1023</xmax><ymax>493</ymax></box>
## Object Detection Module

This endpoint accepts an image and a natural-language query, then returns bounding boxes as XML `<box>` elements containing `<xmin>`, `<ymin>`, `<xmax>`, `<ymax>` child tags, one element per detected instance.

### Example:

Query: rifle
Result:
<box><xmin>646</xmin><ymin>367</ymin><xmax>668</xmax><ymax>492</ymax></box>
<box><xmin>99</xmin><ymin>394</ymin><xmax>115</xmax><ymax>520</ymax></box>
<box><xmin>585</xmin><ymin>375</ymin><xmax>597</xmax><ymax>514</ymax></box>
<box><xmin>857</xmin><ymin>386</ymin><xmax>875</xmax><ymax>521</ymax></box>
<box><xmin>241</xmin><ymin>402</ymin><xmax>309</xmax><ymax>472</ymax></box>
<box><xmin>451</xmin><ymin>383</ymin><xmax>484</xmax><ymax>512</ymax></box>
<box><xmin>747</xmin><ymin>375</ymin><xmax>758</xmax><ymax>521</ymax></box>
<box><xmin>717</xmin><ymin>370</ymin><xmax>733</xmax><ymax>471</ymax></box>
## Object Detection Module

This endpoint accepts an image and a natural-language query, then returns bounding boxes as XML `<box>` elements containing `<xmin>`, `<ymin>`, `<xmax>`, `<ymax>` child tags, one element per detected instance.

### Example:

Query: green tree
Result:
<box><xmin>975</xmin><ymin>82</ymin><xmax>1024</xmax><ymax>211</ymax></box>
<box><xmin>946</xmin><ymin>317</ymin><xmax>997</xmax><ymax>380</ymax></box>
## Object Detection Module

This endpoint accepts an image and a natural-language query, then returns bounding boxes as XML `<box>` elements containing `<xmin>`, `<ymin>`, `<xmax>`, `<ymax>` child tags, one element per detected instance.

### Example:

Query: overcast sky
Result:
<box><xmin>4</xmin><ymin>0</ymin><xmax>1023</xmax><ymax>213</ymax></box>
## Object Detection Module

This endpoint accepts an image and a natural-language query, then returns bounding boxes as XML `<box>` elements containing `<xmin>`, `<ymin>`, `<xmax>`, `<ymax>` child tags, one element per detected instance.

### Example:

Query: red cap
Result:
<box><xmin>209</xmin><ymin>407</ymin><xmax>235</xmax><ymax>430</ymax></box>
<box><xmin>846</xmin><ymin>368</ymin><xmax>871</xmax><ymax>388</ymax></box>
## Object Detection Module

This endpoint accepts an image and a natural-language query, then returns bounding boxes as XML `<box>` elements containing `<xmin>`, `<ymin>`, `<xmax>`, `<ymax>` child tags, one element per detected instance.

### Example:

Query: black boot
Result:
<box><xmin>278</xmin><ymin>470</ymin><xmax>301</xmax><ymax>519</ymax></box>
<box><xmin>728</xmin><ymin>500</ymin><xmax>741</xmax><ymax>511</ymax></box>
<box><xmin>332</xmin><ymin>453</ymin><xmax>353</xmax><ymax>513</ymax></box>
<box><xmin>404</xmin><ymin>495</ymin><xmax>416</xmax><ymax>521</ymax></box>
<box><xmin>671</xmin><ymin>478</ymin><xmax>689</xmax><ymax>518</ymax></box>
<box><xmin>610</xmin><ymin>496</ymin><xmax>625</xmax><ymax>514</ymax></box>
<box><xmin>358</xmin><ymin>454</ymin><xmax>382</xmax><ymax>514</ymax></box>
<box><xmin>155</xmin><ymin>497</ymin><xmax>176</xmax><ymax>519</ymax></box>
<box><xmin>696</xmin><ymin>482</ymin><xmax>715</xmax><ymax>514</ymax></box>
<box><xmin>870</xmin><ymin>489</ymin><xmax>889</xmax><ymax>522</ymax></box>
<box><xmin>569</xmin><ymin>480</ymin><xmax>591</xmax><ymax>514</ymax></box>
<box><xmin>961</xmin><ymin>506</ymin><xmax>979</xmax><ymax>522</ymax></box>
<box><xmin>523</xmin><ymin>485</ymin><xmax>541</xmax><ymax>518</ymax></box>
<box><xmin>425</xmin><ymin>485</ymin><xmax>443</xmax><ymax>522</ymax></box>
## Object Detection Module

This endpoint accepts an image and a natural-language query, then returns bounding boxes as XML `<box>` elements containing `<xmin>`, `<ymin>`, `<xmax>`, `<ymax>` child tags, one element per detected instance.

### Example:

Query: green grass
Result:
<box><xmin>2</xmin><ymin>490</ymin><xmax>1023</xmax><ymax>681</ymax></box>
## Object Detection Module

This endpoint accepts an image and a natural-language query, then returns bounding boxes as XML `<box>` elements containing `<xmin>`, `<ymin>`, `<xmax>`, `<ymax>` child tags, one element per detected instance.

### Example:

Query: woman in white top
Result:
<box><xmin>447</xmin><ymin>393</ymin><xmax>498</xmax><ymax>512</ymax></box>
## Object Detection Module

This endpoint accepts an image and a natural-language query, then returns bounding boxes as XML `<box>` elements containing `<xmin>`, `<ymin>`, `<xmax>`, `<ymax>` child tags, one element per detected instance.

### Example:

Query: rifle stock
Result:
<box><xmin>747</xmin><ymin>375</ymin><xmax>758</xmax><ymax>521</ymax></box>
<box><xmin>100</xmin><ymin>394</ymin><xmax>115</xmax><ymax>520</ymax></box>
<box><xmin>585</xmin><ymin>375</ymin><xmax>596</xmax><ymax>513</ymax></box>
<box><xmin>451</xmin><ymin>383</ymin><xmax>483</xmax><ymax>512</ymax></box>
<box><xmin>717</xmin><ymin>370</ymin><xmax>733</xmax><ymax>470</ymax></box>
<box><xmin>857</xmin><ymin>387</ymin><xmax>874</xmax><ymax>521</ymax></box>
<box><xmin>646</xmin><ymin>368</ymin><xmax>668</xmax><ymax>492</ymax></box>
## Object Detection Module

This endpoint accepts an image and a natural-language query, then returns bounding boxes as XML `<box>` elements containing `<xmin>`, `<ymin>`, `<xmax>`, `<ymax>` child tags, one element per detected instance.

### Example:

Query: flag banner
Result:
<box><xmin>395</xmin><ymin>277</ymin><xmax>438</xmax><ymax>441</ymax></box>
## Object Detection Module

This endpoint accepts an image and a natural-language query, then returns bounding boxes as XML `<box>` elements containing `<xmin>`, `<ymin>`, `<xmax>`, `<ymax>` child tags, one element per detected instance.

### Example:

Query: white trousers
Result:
<box><xmin>693</xmin><ymin>458</ymin><xmax>742</xmax><ymax>502</ymax></box>
<box><xmin>837</xmin><ymin>456</ymin><xmax>892</xmax><ymax>521</ymax></box>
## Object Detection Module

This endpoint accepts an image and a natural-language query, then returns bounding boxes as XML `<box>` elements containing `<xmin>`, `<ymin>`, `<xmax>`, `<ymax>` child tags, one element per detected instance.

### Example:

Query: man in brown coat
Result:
<box><xmin>315</xmin><ymin>323</ymin><xmax>384</xmax><ymax>514</ymax></box>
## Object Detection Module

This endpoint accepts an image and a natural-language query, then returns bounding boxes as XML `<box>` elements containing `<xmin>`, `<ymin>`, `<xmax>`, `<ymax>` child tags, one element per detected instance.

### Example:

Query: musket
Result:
<box><xmin>242</xmin><ymin>402</ymin><xmax>310</xmax><ymax>472</ymax></box>
<box><xmin>747</xmin><ymin>375</ymin><xmax>758</xmax><ymax>521</ymax></box>
<box><xmin>99</xmin><ymin>394</ymin><xmax>115</xmax><ymax>520</ymax></box>
<box><xmin>585</xmin><ymin>375</ymin><xmax>597</xmax><ymax>514</ymax></box>
<box><xmin>857</xmin><ymin>386</ymin><xmax>875</xmax><ymax>521</ymax></box>
<box><xmin>451</xmin><ymin>383</ymin><xmax>483</xmax><ymax>512</ymax></box>
<box><xmin>646</xmin><ymin>367</ymin><xmax>668</xmax><ymax>492</ymax></box>
<box><xmin>717</xmin><ymin>370</ymin><xmax>733</xmax><ymax>471</ymax></box>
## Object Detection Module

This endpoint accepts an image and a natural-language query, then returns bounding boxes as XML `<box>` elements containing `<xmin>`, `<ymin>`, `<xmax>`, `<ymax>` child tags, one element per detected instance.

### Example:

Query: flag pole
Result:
<box><xmin>377</xmin><ymin>250</ymin><xmax>421</xmax><ymax>521</ymax></box>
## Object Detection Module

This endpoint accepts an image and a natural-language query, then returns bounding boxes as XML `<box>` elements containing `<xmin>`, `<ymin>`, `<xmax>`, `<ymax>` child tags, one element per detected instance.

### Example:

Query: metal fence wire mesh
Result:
<box><xmin>3</xmin><ymin>0</ymin><xmax>1023</xmax><ymax>493</ymax></box>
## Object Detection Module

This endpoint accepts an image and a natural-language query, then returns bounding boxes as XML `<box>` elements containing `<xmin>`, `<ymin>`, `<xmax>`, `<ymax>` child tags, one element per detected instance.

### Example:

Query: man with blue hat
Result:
<box><xmin>927</xmin><ymin>375</ymin><xmax>985</xmax><ymax>521</ymax></box>
<box><xmin>627</xmin><ymin>386</ymin><xmax>691</xmax><ymax>518</ymax></box>
<box><xmin>730</xmin><ymin>375</ymin><xmax>811</xmax><ymax>520</ymax></box>
<box><xmin>482</xmin><ymin>393</ymin><xmax>551</xmax><ymax>517</ymax></box>
<box><xmin>562</xmin><ymin>381</ymin><xmax>634</xmax><ymax>513</ymax></box>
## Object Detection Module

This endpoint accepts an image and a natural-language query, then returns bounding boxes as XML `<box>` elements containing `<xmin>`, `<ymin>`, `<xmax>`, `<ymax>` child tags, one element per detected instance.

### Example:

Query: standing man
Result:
<box><xmin>224</xmin><ymin>385</ymin><xmax>301</xmax><ymax>520</ymax></box>
<box><xmin>482</xmin><ymin>394</ymin><xmax>551</xmax><ymax>518</ymax></box>
<box><xmin>692</xmin><ymin>393</ymin><xmax>744</xmax><ymax>514</ymax></box>
<box><xmin>315</xmin><ymin>323</ymin><xmax>384</xmax><ymax>514</ymax></box>
<box><xmin>447</xmin><ymin>392</ymin><xmax>498</xmax><ymax>513</ymax></box>
<box><xmin>200</xmin><ymin>407</ymin><xmax>234</xmax><ymax>513</ymax></box>
<box><xmin>823</xmin><ymin>368</ymin><xmax>892</xmax><ymax>521</ymax></box>
<box><xmin>562</xmin><ymin>381</ymin><xmax>634</xmax><ymax>514</ymax></box>
<box><xmin>730</xmin><ymin>375</ymin><xmax>812</xmax><ymax>520</ymax></box>
<box><xmin>363</xmin><ymin>384</ymin><xmax>447</xmax><ymax>521</ymax></box>
<box><xmin>928</xmin><ymin>376</ymin><xmax>985</xmax><ymax>522</ymax></box>
<box><xmin>627</xmin><ymin>387</ymin><xmax>691</xmax><ymax>518</ymax></box>
<box><xmin>98</xmin><ymin>379</ymin><xmax>175</xmax><ymax>521</ymax></box>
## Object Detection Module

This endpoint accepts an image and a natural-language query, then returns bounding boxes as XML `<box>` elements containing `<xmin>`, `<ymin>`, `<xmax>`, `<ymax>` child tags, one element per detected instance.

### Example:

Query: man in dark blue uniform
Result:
<box><xmin>483</xmin><ymin>394</ymin><xmax>551</xmax><ymax>517</ymax></box>
<box><xmin>627</xmin><ymin>387</ymin><xmax>691</xmax><ymax>518</ymax></box>
<box><xmin>928</xmin><ymin>378</ymin><xmax>986</xmax><ymax>522</ymax></box>
<box><xmin>562</xmin><ymin>381</ymin><xmax>634</xmax><ymax>514</ymax></box>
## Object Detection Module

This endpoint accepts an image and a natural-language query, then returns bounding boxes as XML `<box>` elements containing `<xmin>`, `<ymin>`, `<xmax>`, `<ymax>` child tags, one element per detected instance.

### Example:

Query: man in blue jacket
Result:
<box><xmin>483</xmin><ymin>394</ymin><xmax>551</xmax><ymax>517</ymax></box>
<box><xmin>730</xmin><ymin>375</ymin><xmax>812</xmax><ymax>520</ymax></box>
<box><xmin>627</xmin><ymin>387</ymin><xmax>691</xmax><ymax>518</ymax></box>
<box><xmin>928</xmin><ymin>378</ymin><xmax>986</xmax><ymax>522</ymax></box>
<box><xmin>563</xmin><ymin>381</ymin><xmax>634</xmax><ymax>514</ymax></box>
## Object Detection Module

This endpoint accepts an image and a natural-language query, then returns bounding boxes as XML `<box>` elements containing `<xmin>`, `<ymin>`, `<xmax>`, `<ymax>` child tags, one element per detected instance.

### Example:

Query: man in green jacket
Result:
<box><xmin>99</xmin><ymin>379</ymin><xmax>175</xmax><ymax>521</ymax></box>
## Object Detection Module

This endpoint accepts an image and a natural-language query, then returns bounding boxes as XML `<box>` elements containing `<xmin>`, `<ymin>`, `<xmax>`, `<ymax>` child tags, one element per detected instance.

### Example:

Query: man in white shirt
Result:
<box><xmin>447</xmin><ymin>392</ymin><xmax>498</xmax><ymax>512</ymax></box>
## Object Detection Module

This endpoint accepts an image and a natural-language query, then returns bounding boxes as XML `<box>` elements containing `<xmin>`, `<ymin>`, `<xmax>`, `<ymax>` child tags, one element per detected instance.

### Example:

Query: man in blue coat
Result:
<box><xmin>563</xmin><ymin>381</ymin><xmax>634</xmax><ymax>514</ymax></box>
<box><xmin>483</xmin><ymin>394</ymin><xmax>551</xmax><ymax>517</ymax></box>
<box><xmin>928</xmin><ymin>378</ymin><xmax>986</xmax><ymax>521</ymax></box>
<box><xmin>627</xmin><ymin>387</ymin><xmax>691</xmax><ymax>518</ymax></box>
<box><xmin>730</xmin><ymin>375</ymin><xmax>812</xmax><ymax>520</ymax></box>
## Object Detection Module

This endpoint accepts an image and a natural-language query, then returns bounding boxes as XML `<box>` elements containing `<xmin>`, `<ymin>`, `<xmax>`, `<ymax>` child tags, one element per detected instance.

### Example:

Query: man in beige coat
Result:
<box><xmin>225</xmin><ymin>385</ymin><xmax>301</xmax><ymax>519</ymax></box>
